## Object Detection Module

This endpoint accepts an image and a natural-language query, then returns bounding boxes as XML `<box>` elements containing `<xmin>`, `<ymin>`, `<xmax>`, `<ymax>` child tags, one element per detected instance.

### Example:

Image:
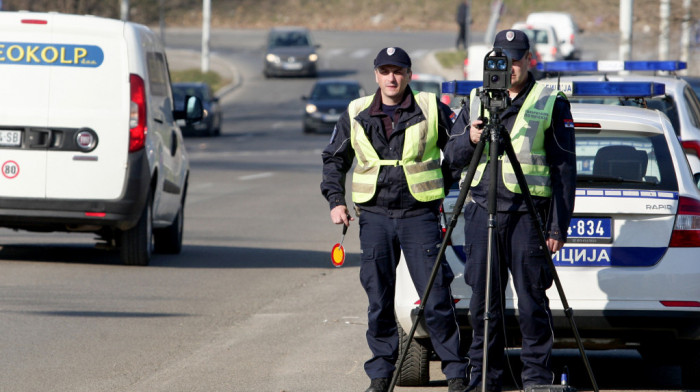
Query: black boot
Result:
<box><xmin>365</xmin><ymin>378</ymin><xmax>388</xmax><ymax>392</ymax></box>
<box><xmin>448</xmin><ymin>377</ymin><xmax>469</xmax><ymax>392</ymax></box>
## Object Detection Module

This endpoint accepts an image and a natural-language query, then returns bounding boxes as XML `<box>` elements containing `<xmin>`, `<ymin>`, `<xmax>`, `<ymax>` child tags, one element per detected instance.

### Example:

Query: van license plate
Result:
<box><xmin>0</xmin><ymin>130</ymin><xmax>21</xmax><ymax>147</ymax></box>
<box><xmin>566</xmin><ymin>217</ymin><xmax>612</xmax><ymax>244</ymax></box>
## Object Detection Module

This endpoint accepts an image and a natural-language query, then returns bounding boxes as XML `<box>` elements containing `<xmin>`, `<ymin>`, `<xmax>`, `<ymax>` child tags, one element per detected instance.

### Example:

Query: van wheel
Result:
<box><xmin>120</xmin><ymin>193</ymin><xmax>153</xmax><ymax>266</ymax></box>
<box><xmin>396</xmin><ymin>322</ymin><xmax>430</xmax><ymax>386</ymax></box>
<box><xmin>154</xmin><ymin>199</ymin><xmax>184</xmax><ymax>254</ymax></box>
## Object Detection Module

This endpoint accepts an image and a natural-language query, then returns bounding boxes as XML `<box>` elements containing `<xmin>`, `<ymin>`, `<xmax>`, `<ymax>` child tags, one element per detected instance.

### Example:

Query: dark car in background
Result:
<box><xmin>264</xmin><ymin>27</ymin><xmax>319</xmax><ymax>78</ymax></box>
<box><xmin>302</xmin><ymin>79</ymin><xmax>364</xmax><ymax>133</ymax></box>
<box><xmin>172</xmin><ymin>82</ymin><xmax>222</xmax><ymax>137</ymax></box>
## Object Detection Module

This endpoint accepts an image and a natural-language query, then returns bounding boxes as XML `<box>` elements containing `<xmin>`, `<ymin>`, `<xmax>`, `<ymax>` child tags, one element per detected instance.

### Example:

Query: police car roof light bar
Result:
<box><xmin>537</xmin><ymin>60</ymin><xmax>687</xmax><ymax>73</ymax></box>
<box><xmin>442</xmin><ymin>80</ymin><xmax>483</xmax><ymax>96</ymax></box>
<box><xmin>571</xmin><ymin>81</ymin><xmax>665</xmax><ymax>97</ymax></box>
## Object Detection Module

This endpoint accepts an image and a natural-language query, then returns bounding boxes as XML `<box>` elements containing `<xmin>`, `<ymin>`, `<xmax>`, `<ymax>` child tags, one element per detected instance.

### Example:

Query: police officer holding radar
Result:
<box><xmin>321</xmin><ymin>47</ymin><xmax>471</xmax><ymax>392</ymax></box>
<box><xmin>443</xmin><ymin>30</ymin><xmax>576</xmax><ymax>391</ymax></box>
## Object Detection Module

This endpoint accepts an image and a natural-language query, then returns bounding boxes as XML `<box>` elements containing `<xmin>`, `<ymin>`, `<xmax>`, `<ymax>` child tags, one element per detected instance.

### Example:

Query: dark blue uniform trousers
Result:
<box><xmin>463</xmin><ymin>202</ymin><xmax>555</xmax><ymax>389</ymax></box>
<box><xmin>358</xmin><ymin>210</ymin><xmax>468</xmax><ymax>380</ymax></box>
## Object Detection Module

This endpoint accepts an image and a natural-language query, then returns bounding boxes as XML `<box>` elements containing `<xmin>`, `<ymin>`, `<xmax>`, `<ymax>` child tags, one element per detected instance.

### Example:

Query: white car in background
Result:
<box><xmin>526</xmin><ymin>11</ymin><xmax>583</xmax><ymax>60</ymax></box>
<box><xmin>512</xmin><ymin>22</ymin><xmax>564</xmax><ymax>62</ymax></box>
<box><xmin>409</xmin><ymin>73</ymin><xmax>452</xmax><ymax>107</ymax></box>
<box><xmin>394</xmin><ymin>82</ymin><xmax>700</xmax><ymax>389</ymax></box>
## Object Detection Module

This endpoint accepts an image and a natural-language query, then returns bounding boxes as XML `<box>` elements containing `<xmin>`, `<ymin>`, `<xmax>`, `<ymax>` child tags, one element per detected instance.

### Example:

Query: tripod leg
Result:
<box><xmin>387</xmin><ymin>137</ymin><xmax>487</xmax><ymax>392</ymax></box>
<box><xmin>479</xmin><ymin>122</ymin><xmax>502</xmax><ymax>392</ymax></box>
<box><xmin>502</xmin><ymin>132</ymin><xmax>600</xmax><ymax>392</ymax></box>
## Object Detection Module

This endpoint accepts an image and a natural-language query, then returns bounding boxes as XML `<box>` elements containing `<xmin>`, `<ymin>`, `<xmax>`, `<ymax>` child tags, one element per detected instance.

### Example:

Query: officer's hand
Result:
<box><xmin>547</xmin><ymin>238</ymin><xmax>565</xmax><ymax>253</ymax></box>
<box><xmin>470</xmin><ymin>119</ymin><xmax>484</xmax><ymax>144</ymax></box>
<box><xmin>330</xmin><ymin>205</ymin><xmax>353</xmax><ymax>226</ymax></box>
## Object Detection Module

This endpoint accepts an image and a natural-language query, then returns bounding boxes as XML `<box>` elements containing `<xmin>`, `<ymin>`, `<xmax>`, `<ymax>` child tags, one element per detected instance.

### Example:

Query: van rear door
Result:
<box><xmin>0</xmin><ymin>13</ymin><xmax>130</xmax><ymax>200</ymax></box>
<box><xmin>0</xmin><ymin>15</ymin><xmax>52</xmax><ymax>198</ymax></box>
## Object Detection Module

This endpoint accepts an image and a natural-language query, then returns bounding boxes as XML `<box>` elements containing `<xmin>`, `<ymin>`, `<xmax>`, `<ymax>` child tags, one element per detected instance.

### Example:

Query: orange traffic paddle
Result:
<box><xmin>331</xmin><ymin>223</ymin><xmax>348</xmax><ymax>267</ymax></box>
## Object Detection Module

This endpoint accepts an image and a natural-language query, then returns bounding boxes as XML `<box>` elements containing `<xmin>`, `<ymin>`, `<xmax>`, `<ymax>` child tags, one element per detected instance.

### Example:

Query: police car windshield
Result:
<box><xmin>576</xmin><ymin>133</ymin><xmax>678</xmax><ymax>191</ymax></box>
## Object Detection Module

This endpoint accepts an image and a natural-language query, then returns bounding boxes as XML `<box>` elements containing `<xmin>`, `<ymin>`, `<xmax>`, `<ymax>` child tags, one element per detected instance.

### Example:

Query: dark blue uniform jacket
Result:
<box><xmin>442</xmin><ymin>73</ymin><xmax>577</xmax><ymax>241</ymax></box>
<box><xmin>321</xmin><ymin>87</ymin><xmax>456</xmax><ymax>218</ymax></box>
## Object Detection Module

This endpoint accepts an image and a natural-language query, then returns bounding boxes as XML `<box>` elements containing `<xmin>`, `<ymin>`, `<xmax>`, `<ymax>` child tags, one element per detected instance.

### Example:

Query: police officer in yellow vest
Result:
<box><xmin>321</xmin><ymin>47</ymin><xmax>470</xmax><ymax>392</ymax></box>
<box><xmin>443</xmin><ymin>30</ymin><xmax>576</xmax><ymax>392</ymax></box>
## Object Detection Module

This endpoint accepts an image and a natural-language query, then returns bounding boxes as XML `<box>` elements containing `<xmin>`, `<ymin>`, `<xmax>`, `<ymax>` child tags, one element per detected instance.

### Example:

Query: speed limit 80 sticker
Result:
<box><xmin>2</xmin><ymin>160</ymin><xmax>20</xmax><ymax>179</ymax></box>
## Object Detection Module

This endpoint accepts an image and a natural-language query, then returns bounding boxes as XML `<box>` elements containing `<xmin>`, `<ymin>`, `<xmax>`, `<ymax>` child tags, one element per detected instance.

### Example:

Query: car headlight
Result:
<box><xmin>305</xmin><ymin>103</ymin><xmax>317</xmax><ymax>114</ymax></box>
<box><xmin>266</xmin><ymin>53</ymin><xmax>280</xmax><ymax>63</ymax></box>
<box><xmin>308</xmin><ymin>53</ymin><xmax>318</xmax><ymax>62</ymax></box>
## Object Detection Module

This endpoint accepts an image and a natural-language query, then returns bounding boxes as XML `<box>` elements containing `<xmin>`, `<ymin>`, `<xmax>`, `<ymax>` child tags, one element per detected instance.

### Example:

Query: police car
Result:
<box><xmin>0</xmin><ymin>12</ymin><xmax>202</xmax><ymax>266</ymax></box>
<box><xmin>537</xmin><ymin>60</ymin><xmax>700</xmax><ymax>183</ymax></box>
<box><xmin>394</xmin><ymin>81</ymin><xmax>700</xmax><ymax>388</ymax></box>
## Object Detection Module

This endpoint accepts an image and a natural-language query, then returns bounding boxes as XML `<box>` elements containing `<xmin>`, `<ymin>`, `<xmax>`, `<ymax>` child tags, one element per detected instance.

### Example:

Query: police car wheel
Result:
<box><xmin>120</xmin><ymin>191</ymin><xmax>154</xmax><ymax>266</ymax></box>
<box><xmin>154</xmin><ymin>199</ymin><xmax>184</xmax><ymax>255</ymax></box>
<box><xmin>396</xmin><ymin>321</ymin><xmax>430</xmax><ymax>386</ymax></box>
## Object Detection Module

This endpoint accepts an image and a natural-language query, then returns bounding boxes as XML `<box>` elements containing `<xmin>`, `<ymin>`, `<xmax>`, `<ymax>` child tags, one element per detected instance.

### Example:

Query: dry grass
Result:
<box><xmin>5</xmin><ymin>0</ymin><xmax>695</xmax><ymax>37</ymax></box>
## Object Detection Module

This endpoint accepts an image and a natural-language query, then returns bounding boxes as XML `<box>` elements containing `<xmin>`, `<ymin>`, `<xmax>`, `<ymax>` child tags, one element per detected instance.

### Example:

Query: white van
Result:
<box><xmin>526</xmin><ymin>12</ymin><xmax>582</xmax><ymax>60</ymax></box>
<box><xmin>0</xmin><ymin>12</ymin><xmax>202</xmax><ymax>265</ymax></box>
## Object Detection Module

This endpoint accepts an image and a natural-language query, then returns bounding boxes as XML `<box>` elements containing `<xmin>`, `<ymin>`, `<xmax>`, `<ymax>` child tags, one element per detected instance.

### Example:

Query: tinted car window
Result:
<box><xmin>146</xmin><ymin>52</ymin><xmax>168</xmax><ymax>97</ymax></box>
<box><xmin>269</xmin><ymin>31</ymin><xmax>310</xmax><ymax>48</ymax></box>
<box><xmin>311</xmin><ymin>83</ymin><xmax>361</xmax><ymax>100</ymax></box>
<box><xmin>173</xmin><ymin>85</ymin><xmax>210</xmax><ymax>101</ymax></box>
<box><xmin>576</xmin><ymin>131</ymin><xmax>678</xmax><ymax>191</ymax></box>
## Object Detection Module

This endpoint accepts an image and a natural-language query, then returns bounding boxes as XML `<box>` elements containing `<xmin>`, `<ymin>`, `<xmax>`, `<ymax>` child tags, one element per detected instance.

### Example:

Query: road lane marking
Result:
<box><xmin>351</xmin><ymin>48</ymin><xmax>371</xmax><ymax>58</ymax></box>
<box><xmin>239</xmin><ymin>172</ymin><xmax>273</xmax><ymax>181</ymax></box>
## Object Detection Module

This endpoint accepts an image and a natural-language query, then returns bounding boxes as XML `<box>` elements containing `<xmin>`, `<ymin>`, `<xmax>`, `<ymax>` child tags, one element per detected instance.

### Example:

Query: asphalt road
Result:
<box><xmin>0</xmin><ymin>28</ymin><xmax>693</xmax><ymax>392</ymax></box>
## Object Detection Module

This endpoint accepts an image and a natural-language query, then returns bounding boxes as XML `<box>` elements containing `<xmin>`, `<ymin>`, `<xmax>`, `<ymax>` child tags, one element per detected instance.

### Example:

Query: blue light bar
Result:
<box><xmin>538</xmin><ymin>60</ymin><xmax>687</xmax><ymax>73</ymax></box>
<box><xmin>624</xmin><ymin>61</ymin><xmax>687</xmax><ymax>71</ymax></box>
<box><xmin>538</xmin><ymin>61</ymin><xmax>598</xmax><ymax>72</ymax></box>
<box><xmin>441</xmin><ymin>80</ymin><xmax>483</xmax><ymax>95</ymax></box>
<box><xmin>571</xmin><ymin>81</ymin><xmax>665</xmax><ymax>97</ymax></box>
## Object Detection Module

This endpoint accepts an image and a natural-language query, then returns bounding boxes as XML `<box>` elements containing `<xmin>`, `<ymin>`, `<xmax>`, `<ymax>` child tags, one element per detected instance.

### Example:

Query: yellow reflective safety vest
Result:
<box><xmin>349</xmin><ymin>91</ymin><xmax>444</xmax><ymax>203</ymax></box>
<box><xmin>469</xmin><ymin>84</ymin><xmax>565</xmax><ymax>197</ymax></box>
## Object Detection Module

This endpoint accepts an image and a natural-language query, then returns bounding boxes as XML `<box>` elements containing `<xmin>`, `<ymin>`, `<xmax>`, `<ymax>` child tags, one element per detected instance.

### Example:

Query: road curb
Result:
<box><xmin>166</xmin><ymin>48</ymin><xmax>242</xmax><ymax>98</ymax></box>
<box><xmin>420</xmin><ymin>49</ymin><xmax>464</xmax><ymax>82</ymax></box>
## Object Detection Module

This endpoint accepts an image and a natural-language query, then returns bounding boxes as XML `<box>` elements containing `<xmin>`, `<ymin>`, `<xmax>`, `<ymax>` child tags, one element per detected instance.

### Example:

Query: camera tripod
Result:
<box><xmin>388</xmin><ymin>89</ymin><xmax>599</xmax><ymax>392</ymax></box>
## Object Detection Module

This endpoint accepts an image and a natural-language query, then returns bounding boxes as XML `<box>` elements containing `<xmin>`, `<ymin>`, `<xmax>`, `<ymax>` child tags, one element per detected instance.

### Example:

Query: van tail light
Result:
<box><xmin>463</xmin><ymin>58</ymin><xmax>469</xmax><ymax>79</ymax></box>
<box><xmin>570</xmin><ymin>33</ymin><xmax>575</xmax><ymax>45</ymax></box>
<box><xmin>681</xmin><ymin>140</ymin><xmax>700</xmax><ymax>159</ymax></box>
<box><xmin>551</xmin><ymin>47</ymin><xmax>558</xmax><ymax>57</ymax></box>
<box><xmin>129</xmin><ymin>74</ymin><xmax>147</xmax><ymax>152</ymax></box>
<box><xmin>669</xmin><ymin>196</ymin><xmax>700</xmax><ymax>247</ymax></box>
